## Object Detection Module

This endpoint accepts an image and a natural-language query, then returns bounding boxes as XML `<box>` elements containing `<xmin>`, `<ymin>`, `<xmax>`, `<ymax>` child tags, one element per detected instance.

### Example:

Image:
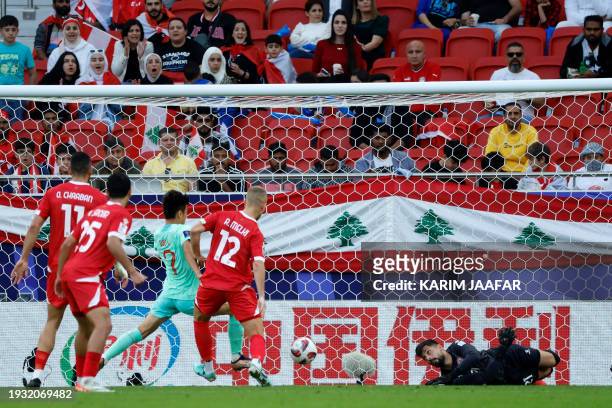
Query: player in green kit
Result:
<box><xmin>99</xmin><ymin>190</ymin><xmax>250</xmax><ymax>372</ymax></box>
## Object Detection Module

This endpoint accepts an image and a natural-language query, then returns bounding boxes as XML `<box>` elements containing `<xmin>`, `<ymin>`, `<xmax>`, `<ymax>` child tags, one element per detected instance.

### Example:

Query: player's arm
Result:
<box><xmin>107</xmin><ymin>236</ymin><xmax>147</xmax><ymax>286</ymax></box>
<box><xmin>55</xmin><ymin>235</ymin><xmax>78</xmax><ymax>297</ymax></box>
<box><xmin>10</xmin><ymin>215</ymin><xmax>45</xmax><ymax>284</ymax></box>
<box><xmin>253</xmin><ymin>260</ymin><xmax>266</xmax><ymax>317</ymax></box>
<box><xmin>182</xmin><ymin>239</ymin><xmax>202</xmax><ymax>279</ymax></box>
<box><xmin>447</xmin><ymin>342</ymin><xmax>482</xmax><ymax>381</ymax></box>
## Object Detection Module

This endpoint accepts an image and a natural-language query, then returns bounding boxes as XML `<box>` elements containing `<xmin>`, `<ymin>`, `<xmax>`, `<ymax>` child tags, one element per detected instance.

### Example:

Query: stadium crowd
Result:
<box><xmin>0</xmin><ymin>0</ymin><xmax>610</xmax><ymax>194</ymax></box>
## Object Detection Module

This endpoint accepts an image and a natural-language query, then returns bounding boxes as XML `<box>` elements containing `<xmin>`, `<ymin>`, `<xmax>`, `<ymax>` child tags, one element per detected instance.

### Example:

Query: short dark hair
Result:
<box><xmin>162</xmin><ymin>190</ymin><xmax>189</xmax><ymax>219</ymax></box>
<box><xmin>320</xmin><ymin>145</ymin><xmax>340</xmax><ymax>161</ymax></box>
<box><xmin>268</xmin><ymin>141</ymin><xmax>287</xmax><ymax>157</ymax></box>
<box><xmin>201</xmin><ymin>73</ymin><xmax>216</xmax><ymax>84</ymax></box>
<box><xmin>369</xmin><ymin>73</ymin><xmax>390</xmax><ymax>82</ymax></box>
<box><xmin>415</xmin><ymin>339</ymin><xmax>439</xmax><ymax>358</ymax></box>
<box><xmin>159</xmin><ymin>127</ymin><xmax>179</xmax><ymax>139</ymax></box>
<box><xmin>70</xmin><ymin>151</ymin><xmax>92</xmax><ymax>176</ymax></box>
<box><xmin>230</xmin><ymin>20</ymin><xmax>253</xmax><ymax>46</ymax></box>
<box><xmin>365</xmin><ymin>124</ymin><xmax>392</xmax><ymax>138</ymax></box>
<box><xmin>481</xmin><ymin>152</ymin><xmax>505</xmax><ymax>171</ymax></box>
<box><xmin>0</xmin><ymin>15</ymin><xmax>19</xmax><ymax>29</ymax></box>
<box><xmin>211</xmin><ymin>139</ymin><xmax>231</xmax><ymax>152</ymax></box>
<box><xmin>265</xmin><ymin>34</ymin><xmax>282</xmax><ymax>46</ymax></box>
<box><xmin>168</xmin><ymin>17</ymin><xmax>187</xmax><ymax>30</ymax></box>
<box><xmin>122</xmin><ymin>19</ymin><xmax>145</xmax><ymax>41</ymax></box>
<box><xmin>13</xmin><ymin>138</ymin><xmax>34</xmax><ymax>153</ymax></box>
<box><xmin>526</xmin><ymin>142</ymin><xmax>551</xmax><ymax>163</ymax></box>
<box><xmin>584</xmin><ymin>15</ymin><xmax>604</xmax><ymax>27</ymax></box>
<box><xmin>305</xmin><ymin>0</ymin><xmax>324</xmax><ymax>12</ymax></box>
<box><xmin>104</xmin><ymin>137</ymin><xmax>125</xmax><ymax>152</ymax></box>
<box><xmin>506</xmin><ymin>42</ymin><xmax>523</xmax><ymax>50</ymax></box>
<box><xmin>56</xmin><ymin>143</ymin><xmax>76</xmax><ymax>156</ymax></box>
<box><xmin>503</xmin><ymin>102</ymin><xmax>522</xmax><ymax>113</ymax></box>
<box><xmin>184</xmin><ymin>61</ymin><xmax>201</xmax><ymax>82</ymax></box>
<box><xmin>444</xmin><ymin>141</ymin><xmax>468</xmax><ymax>164</ymax></box>
<box><xmin>107</xmin><ymin>172</ymin><xmax>131</xmax><ymax>198</ymax></box>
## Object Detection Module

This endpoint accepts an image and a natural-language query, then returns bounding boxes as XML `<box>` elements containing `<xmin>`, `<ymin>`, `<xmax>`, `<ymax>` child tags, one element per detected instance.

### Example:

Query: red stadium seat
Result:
<box><xmin>446</xmin><ymin>28</ymin><xmax>494</xmax><ymax>60</ymax></box>
<box><xmin>251</xmin><ymin>29</ymin><xmax>276</xmax><ymax>50</ymax></box>
<box><xmin>162</xmin><ymin>70</ymin><xmax>185</xmax><ymax>84</ymax></box>
<box><xmin>318</xmin><ymin>116</ymin><xmax>353</xmax><ymax>152</ymax></box>
<box><xmin>552</xmin><ymin>94</ymin><xmax>604</xmax><ymax>120</ymax></box>
<box><xmin>471</xmin><ymin>116</ymin><xmax>505</xmax><ymax>149</ymax></box>
<box><xmin>470</xmin><ymin>57</ymin><xmax>507</xmax><ymax>81</ymax></box>
<box><xmin>170</xmin><ymin>0</ymin><xmax>203</xmax><ymax>23</ymax></box>
<box><xmin>232</xmin><ymin>111</ymin><xmax>266</xmax><ymax>151</ymax></box>
<box><xmin>370</xmin><ymin>57</ymin><xmax>405</xmax><ymax>77</ymax></box>
<box><xmin>497</xmin><ymin>27</ymin><xmax>546</xmax><ymax>57</ymax></box>
<box><xmin>428</xmin><ymin>57</ymin><xmax>469</xmax><ymax>81</ymax></box>
<box><xmin>268</xmin><ymin>0</ymin><xmax>308</xmax><ymax>31</ymax></box>
<box><xmin>263</xmin><ymin>117</ymin><xmax>317</xmax><ymax>151</ymax></box>
<box><xmin>526</xmin><ymin>55</ymin><xmax>563</xmax><ymax>79</ymax></box>
<box><xmin>112</xmin><ymin>119</ymin><xmax>141</xmax><ymax>160</ymax></box>
<box><xmin>531</xmin><ymin>116</ymin><xmax>576</xmax><ymax>154</ymax></box>
<box><xmin>377</xmin><ymin>0</ymin><xmax>418</xmax><ymax>51</ymax></box>
<box><xmin>291</xmin><ymin>58</ymin><xmax>313</xmax><ymax>75</ymax></box>
<box><xmin>396</xmin><ymin>28</ymin><xmax>444</xmax><ymax>58</ymax></box>
<box><xmin>222</xmin><ymin>0</ymin><xmax>266</xmax><ymax>30</ymax></box>
<box><xmin>66</xmin><ymin>120</ymin><xmax>109</xmax><ymax>161</ymax></box>
<box><xmin>575</xmin><ymin>112</ymin><xmax>612</xmax><ymax>148</ymax></box>
<box><xmin>36</xmin><ymin>59</ymin><xmax>47</xmax><ymax>81</ymax></box>
<box><xmin>549</xmin><ymin>27</ymin><xmax>582</xmax><ymax>57</ymax></box>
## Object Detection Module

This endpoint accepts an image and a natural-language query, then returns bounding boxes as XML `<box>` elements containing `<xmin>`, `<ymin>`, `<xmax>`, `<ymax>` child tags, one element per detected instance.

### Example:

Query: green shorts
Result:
<box><xmin>151</xmin><ymin>295</ymin><xmax>194</xmax><ymax>319</ymax></box>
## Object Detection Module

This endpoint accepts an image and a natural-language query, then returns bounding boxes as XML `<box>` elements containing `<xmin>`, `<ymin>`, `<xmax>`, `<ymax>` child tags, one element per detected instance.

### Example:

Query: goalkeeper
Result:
<box><xmin>100</xmin><ymin>190</ymin><xmax>249</xmax><ymax>371</ymax></box>
<box><xmin>416</xmin><ymin>328</ymin><xmax>560</xmax><ymax>385</ymax></box>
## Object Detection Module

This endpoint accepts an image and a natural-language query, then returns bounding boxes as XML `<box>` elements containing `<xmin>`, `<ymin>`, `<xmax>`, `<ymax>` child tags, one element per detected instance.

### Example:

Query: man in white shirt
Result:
<box><xmin>568</xmin><ymin>142</ymin><xmax>612</xmax><ymax>191</ymax></box>
<box><xmin>557</xmin><ymin>0</ymin><xmax>612</xmax><ymax>30</ymax></box>
<box><xmin>488</xmin><ymin>42</ymin><xmax>545</xmax><ymax>121</ymax></box>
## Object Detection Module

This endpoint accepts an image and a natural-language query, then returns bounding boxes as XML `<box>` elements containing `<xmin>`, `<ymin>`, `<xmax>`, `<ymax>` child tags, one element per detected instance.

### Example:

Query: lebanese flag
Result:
<box><xmin>133</xmin><ymin>106</ymin><xmax>174</xmax><ymax>155</ymax></box>
<box><xmin>259</xmin><ymin>60</ymin><xmax>286</xmax><ymax>84</ymax></box>
<box><xmin>113</xmin><ymin>0</ymin><xmax>145</xmax><ymax>26</ymax></box>
<box><xmin>80</xmin><ymin>21</ymin><xmax>120</xmax><ymax>67</ymax></box>
<box><xmin>73</xmin><ymin>0</ymin><xmax>113</xmax><ymax>30</ymax></box>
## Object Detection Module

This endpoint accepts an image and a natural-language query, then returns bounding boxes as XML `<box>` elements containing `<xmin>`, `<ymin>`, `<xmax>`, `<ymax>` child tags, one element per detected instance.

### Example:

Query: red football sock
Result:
<box><xmin>34</xmin><ymin>349</ymin><xmax>50</xmax><ymax>370</ymax></box>
<box><xmin>75</xmin><ymin>354</ymin><xmax>86</xmax><ymax>378</ymax></box>
<box><xmin>249</xmin><ymin>334</ymin><xmax>265</xmax><ymax>361</ymax></box>
<box><xmin>82</xmin><ymin>352</ymin><xmax>101</xmax><ymax>378</ymax></box>
<box><xmin>194</xmin><ymin>321</ymin><xmax>213</xmax><ymax>362</ymax></box>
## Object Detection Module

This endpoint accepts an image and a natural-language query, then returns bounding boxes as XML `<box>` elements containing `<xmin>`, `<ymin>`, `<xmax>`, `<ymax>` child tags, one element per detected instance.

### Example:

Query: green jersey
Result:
<box><xmin>153</xmin><ymin>223</ymin><xmax>199</xmax><ymax>300</ymax></box>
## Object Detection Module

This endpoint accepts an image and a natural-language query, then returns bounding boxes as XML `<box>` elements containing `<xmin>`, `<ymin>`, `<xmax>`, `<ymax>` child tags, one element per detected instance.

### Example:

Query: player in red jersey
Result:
<box><xmin>55</xmin><ymin>173</ymin><xmax>147</xmax><ymax>392</ymax></box>
<box><xmin>10</xmin><ymin>152</ymin><xmax>107</xmax><ymax>388</ymax></box>
<box><xmin>190</xmin><ymin>186</ymin><xmax>270</xmax><ymax>386</ymax></box>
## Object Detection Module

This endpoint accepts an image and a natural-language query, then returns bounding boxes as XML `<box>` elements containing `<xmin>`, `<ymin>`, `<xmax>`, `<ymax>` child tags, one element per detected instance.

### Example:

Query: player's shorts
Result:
<box><xmin>503</xmin><ymin>344</ymin><xmax>541</xmax><ymax>385</ymax></box>
<box><xmin>62</xmin><ymin>277</ymin><xmax>109</xmax><ymax>316</ymax></box>
<box><xmin>151</xmin><ymin>294</ymin><xmax>195</xmax><ymax>319</ymax></box>
<box><xmin>195</xmin><ymin>285</ymin><xmax>260</xmax><ymax>323</ymax></box>
<box><xmin>46</xmin><ymin>267</ymin><xmax>68</xmax><ymax>309</ymax></box>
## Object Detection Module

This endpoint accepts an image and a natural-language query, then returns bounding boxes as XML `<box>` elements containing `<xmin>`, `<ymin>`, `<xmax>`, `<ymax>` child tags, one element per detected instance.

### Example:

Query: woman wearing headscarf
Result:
<box><xmin>46</xmin><ymin>16</ymin><xmax>95</xmax><ymax>73</ymax></box>
<box><xmin>111</xmin><ymin>19</ymin><xmax>154</xmax><ymax>83</ymax></box>
<box><xmin>201</xmin><ymin>47</ymin><xmax>232</xmax><ymax>85</ymax></box>
<box><xmin>140</xmin><ymin>53</ymin><xmax>174</xmax><ymax>84</ymax></box>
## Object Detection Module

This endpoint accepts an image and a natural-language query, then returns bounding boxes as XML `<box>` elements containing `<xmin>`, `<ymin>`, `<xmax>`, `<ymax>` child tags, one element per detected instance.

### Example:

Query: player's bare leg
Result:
<box><xmin>536</xmin><ymin>349</ymin><xmax>560</xmax><ymax>380</ymax></box>
<box><xmin>242</xmin><ymin>317</ymin><xmax>270</xmax><ymax>387</ymax></box>
<box><xmin>75</xmin><ymin>308</ymin><xmax>113</xmax><ymax>392</ymax></box>
<box><xmin>25</xmin><ymin>304</ymin><xmax>66</xmax><ymax>387</ymax></box>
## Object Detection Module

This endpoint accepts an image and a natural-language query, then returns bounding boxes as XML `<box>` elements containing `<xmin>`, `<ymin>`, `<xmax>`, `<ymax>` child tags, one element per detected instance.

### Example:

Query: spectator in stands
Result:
<box><xmin>38</xmin><ymin>108</ymin><xmax>71</xmax><ymax>165</ymax></box>
<box><xmin>560</xmin><ymin>15</ymin><xmax>611</xmax><ymax>79</ymax></box>
<box><xmin>0</xmin><ymin>15</ymin><xmax>37</xmax><ymax>121</ymax></box>
<box><xmin>53</xmin><ymin>142</ymin><xmax>76</xmax><ymax>177</ymax></box>
<box><xmin>352</xmin><ymin>0</ymin><xmax>389</xmax><ymax>70</ymax></box>
<box><xmin>568</xmin><ymin>142</ymin><xmax>612</xmax><ymax>190</ymax></box>
<box><xmin>391</xmin><ymin>40</ymin><xmax>441</xmax><ymax>148</ymax></box>
<box><xmin>459</xmin><ymin>0</ymin><xmax>522</xmax><ymax>42</ymax></box>
<box><xmin>478</xmin><ymin>152</ymin><xmax>506</xmax><ymax>188</ymax></box>
<box><xmin>301</xmin><ymin>145</ymin><xmax>354</xmax><ymax>189</ymax></box>
<box><xmin>187</xmin><ymin>0</ymin><xmax>236</xmax><ymax>49</ymax></box>
<box><xmin>487</xmin><ymin>42</ymin><xmax>544</xmax><ymax>121</ymax></box>
<box><xmin>415</xmin><ymin>0</ymin><xmax>462</xmax><ymax>42</ymax></box>
<box><xmin>37</xmin><ymin>52</ymin><xmax>80</xmax><ymax>118</ymax></box>
<box><xmin>47</xmin><ymin>17</ymin><xmax>96</xmax><ymax>74</ymax></box>
<box><xmin>322</xmin><ymin>0</ymin><xmax>354</xmax><ymax>22</ymax></box>
<box><xmin>112</xmin><ymin>19</ymin><xmax>154</xmax><ymax>84</ymax></box>
<box><xmin>137</xmin><ymin>0</ymin><xmax>174</xmax><ymax>40</ymax></box>
<box><xmin>141</xmin><ymin>53</ymin><xmax>174</xmax><ymax>84</ymax></box>
<box><xmin>185</xmin><ymin>108</ymin><xmax>240</xmax><ymax>169</ymax></box>
<box><xmin>524</xmin><ymin>0</ymin><xmax>563</xmax><ymax>30</ymax></box>
<box><xmin>76</xmin><ymin>50</ymin><xmax>122</xmax><ymax>128</ymax></box>
<box><xmin>142</xmin><ymin>127</ymin><xmax>198</xmax><ymax>193</ymax></box>
<box><xmin>0</xmin><ymin>110</ymin><xmax>14</xmax><ymax>162</ymax></box>
<box><xmin>154</xmin><ymin>17</ymin><xmax>205</xmax><ymax>73</ymax></box>
<box><xmin>557</xmin><ymin>1</ymin><xmax>612</xmax><ymax>30</ymax></box>
<box><xmin>34</xmin><ymin>0</ymin><xmax>71</xmax><ymax>59</ymax></box>
<box><xmin>313</xmin><ymin>10</ymin><xmax>366</xmax><ymax>81</ymax></box>
<box><xmin>223</xmin><ymin>20</ymin><xmax>261</xmax><ymax>84</ymax></box>
<box><xmin>255</xmin><ymin>142</ymin><xmax>303</xmax><ymax>193</ymax></box>
<box><xmin>3</xmin><ymin>138</ymin><xmax>50</xmax><ymax>194</ymax></box>
<box><xmin>517</xmin><ymin>141</ymin><xmax>566</xmax><ymax>190</ymax></box>
<box><xmin>184</xmin><ymin>61</ymin><xmax>215</xmax><ymax>84</ymax></box>
<box><xmin>93</xmin><ymin>138</ymin><xmax>142</xmax><ymax>191</ymax></box>
<box><xmin>197</xmin><ymin>140</ymin><xmax>244</xmax><ymax>192</ymax></box>
<box><xmin>201</xmin><ymin>47</ymin><xmax>232</xmax><ymax>84</ymax></box>
<box><xmin>485</xmin><ymin>103</ymin><xmax>538</xmax><ymax>189</ymax></box>
<box><xmin>289</xmin><ymin>0</ymin><xmax>331</xmax><ymax>58</ymax></box>
<box><xmin>260</xmin><ymin>35</ymin><xmax>297</xmax><ymax>84</ymax></box>
<box><xmin>355</xmin><ymin>125</ymin><xmax>414</xmax><ymax>176</ymax></box>
<box><xmin>421</xmin><ymin>140</ymin><xmax>469</xmax><ymax>184</ymax></box>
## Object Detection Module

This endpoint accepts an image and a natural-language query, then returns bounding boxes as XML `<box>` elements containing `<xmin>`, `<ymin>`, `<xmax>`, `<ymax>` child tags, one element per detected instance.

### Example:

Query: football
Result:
<box><xmin>290</xmin><ymin>337</ymin><xmax>317</xmax><ymax>365</ymax></box>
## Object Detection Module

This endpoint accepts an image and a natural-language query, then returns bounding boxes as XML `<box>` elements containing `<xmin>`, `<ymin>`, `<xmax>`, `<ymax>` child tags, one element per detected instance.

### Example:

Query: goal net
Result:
<box><xmin>0</xmin><ymin>80</ymin><xmax>610</xmax><ymax>387</ymax></box>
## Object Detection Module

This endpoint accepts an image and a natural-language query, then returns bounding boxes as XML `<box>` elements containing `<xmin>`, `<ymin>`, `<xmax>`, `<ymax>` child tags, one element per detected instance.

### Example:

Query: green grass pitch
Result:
<box><xmin>4</xmin><ymin>386</ymin><xmax>612</xmax><ymax>408</ymax></box>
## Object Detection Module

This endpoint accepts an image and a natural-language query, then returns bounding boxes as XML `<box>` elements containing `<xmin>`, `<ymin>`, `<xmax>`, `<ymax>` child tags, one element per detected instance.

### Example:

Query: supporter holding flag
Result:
<box><xmin>222</xmin><ymin>20</ymin><xmax>262</xmax><ymax>84</ymax></box>
<box><xmin>47</xmin><ymin>17</ymin><xmax>96</xmax><ymax>74</ymax></box>
<box><xmin>111</xmin><ymin>19</ymin><xmax>154</xmax><ymax>83</ymax></box>
<box><xmin>34</xmin><ymin>0</ymin><xmax>72</xmax><ymax>59</ymax></box>
<box><xmin>259</xmin><ymin>35</ymin><xmax>297</xmax><ymax>84</ymax></box>
<box><xmin>137</xmin><ymin>0</ymin><xmax>175</xmax><ymax>40</ymax></box>
<box><xmin>72</xmin><ymin>0</ymin><xmax>113</xmax><ymax>30</ymax></box>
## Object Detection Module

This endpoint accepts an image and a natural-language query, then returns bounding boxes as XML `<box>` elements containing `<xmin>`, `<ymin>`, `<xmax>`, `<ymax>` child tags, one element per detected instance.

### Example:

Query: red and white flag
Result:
<box><xmin>79</xmin><ymin>22</ymin><xmax>120</xmax><ymax>67</ymax></box>
<box><xmin>133</xmin><ymin>106</ymin><xmax>174</xmax><ymax>155</ymax></box>
<box><xmin>73</xmin><ymin>0</ymin><xmax>113</xmax><ymax>30</ymax></box>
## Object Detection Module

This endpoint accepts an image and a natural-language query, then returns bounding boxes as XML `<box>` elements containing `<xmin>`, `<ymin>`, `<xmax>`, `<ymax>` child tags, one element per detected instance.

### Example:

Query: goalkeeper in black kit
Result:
<box><xmin>415</xmin><ymin>328</ymin><xmax>561</xmax><ymax>385</ymax></box>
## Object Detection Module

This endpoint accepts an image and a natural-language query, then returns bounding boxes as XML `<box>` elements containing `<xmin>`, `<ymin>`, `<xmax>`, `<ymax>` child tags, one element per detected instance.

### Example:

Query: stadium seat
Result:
<box><xmin>263</xmin><ymin>117</ymin><xmax>317</xmax><ymax>151</ymax></box>
<box><xmin>526</xmin><ymin>55</ymin><xmax>563</xmax><ymax>79</ymax></box>
<box><xmin>497</xmin><ymin>27</ymin><xmax>546</xmax><ymax>57</ymax></box>
<box><xmin>251</xmin><ymin>29</ymin><xmax>276</xmax><ymax>50</ymax></box>
<box><xmin>552</xmin><ymin>94</ymin><xmax>604</xmax><ymax>120</ymax></box>
<box><xmin>470</xmin><ymin>57</ymin><xmax>507</xmax><ymax>81</ymax></box>
<box><xmin>428</xmin><ymin>57</ymin><xmax>469</xmax><ymax>81</ymax></box>
<box><xmin>396</xmin><ymin>28</ymin><xmax>444</xmax><ymax>58</ymax></box>
<box><xmin>370</xmin><ymin>57</ymin><xmax>405</xmax><ymax>77</ymax></box>
<box><xmin>66</xmin><ymin>120</ymin><xmax>109</xmax><ymax>161</ymax></box>
<box><xmin>170</xmin><ymin>0</ymin><xmax>203</xmax><ymax>23</ymax></box>
<box><xmin>291</xmin><ymin>58</ymin><xmax>313</xmax><ymax>75</ymax></box>
<box><xmin>232</xmin><ymin>111</ymin><xmax>266</xmax><ymax>151</ymax></box>
<box><xmin>221</xmin><ymin>0</ymin><xmax>266</xmax><ymax>31</ymax></box>
<box><xmin>530</xmin><ymin>116</ymin><xmax>576</xmax><ymax>154</ymax></box>
<box><xmin>112</xmin><ymin>119</ymin><xmax>141</xmax><ymax>159</ymax></box>
<box><xmin>575</xmin><ymin>112</ymin><xmax>612</xmax><ymax>147</ymax></box>
<box><xmin>377</xmin><ymin>0</ymin><xmax>418</xmax><ymax>52</ymax></box>
<box><xmin>36</xmin><ymin>59</ymin><xmax>47</xmax><ymax>81</ymax></box>
<box><xmin>12</xmin><ymin>120</ymin><xmax>44</xmax><ymax>146</ymax></box>
<box><xmin>549</xmin><ymin>27</ymin><xmax>582</xmax><ymax>57</ymax></box>
<box><xmin>446</xmin><ymin>28</ymin><xmax>495</xmax><ymax>60</ymax></box>
<box><xmin>268</xmin><ymin>0</ymin><xmax>308</xmax><ymax>31</ymax></box>
<box><xmin>318</xmin><ymin>116</ymin><xmax>353</xmax><ymax>152</ymax></box>
<box><xmin>471</xmin><ymin>116</ymin><xmax>505</xmax><ymax>148</ymax></box>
